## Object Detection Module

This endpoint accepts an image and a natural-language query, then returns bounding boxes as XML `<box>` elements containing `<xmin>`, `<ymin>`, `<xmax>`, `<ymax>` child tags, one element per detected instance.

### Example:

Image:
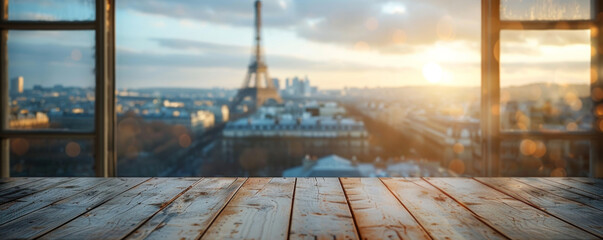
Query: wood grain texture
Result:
<box><xmin>202</xmin><ymin>178</ymin><xmax>295</xmax><ymax>240</ymax></box>
<box><xmin>425</xmin><ymin>178</ymin><xmax>597</xmax><ymax>240</ymax></box>
<box><xmin>545</xmin><ymin>178</ymin><xmax>603</xmax><ymax>197</ymax></box>
<box><xmin>0</xmin><ymin>178</ymin><xmax>148</xmax><ymax>240</ymax></box>
<box><xmin>0</xmin><ymin>178</ymin><xmax>15</xmax><ymax>183</ymax></box>
<box><xmin>0</xmin><ymin>177</ymin><xmax>73</xmax><ymax>204</ymax></box>
<box><xmin>381</xmin><ymin>178</ymin><xmax>507</xmax><ymax>240</ymax></box>
<box><xmin>289</xmin><ymin>178</ymin><xmax>358</xmax><ymax>240</ymax></box>
<box><xmin>477</xmin><ymin>177</ymin><xmax>603</xmax><ymax>238</ymax></box>
<box><xmin>0</xmin><ymin>178</ymin><xmax>109</xmax><ymax>225</ymax></box>
<box><xmin>40</xmin><ymin>178</ymin><xmax>198</xmax><ymax>240</ymax></box>
<box><xmin>126</xmin><ymin>178</ymin><xmax>246</xmax><ymax>240</ymax></box>
<box><xmin>0</xmin><ymin>177</ymin><xmax>601</xmax><ymax>239</ymax></box>
<box><xmin>516</xmin><ymin>178</ymin><xmax>603</xmax><ymax>210</ymax></box>
<box><xmin>570</xmin><ymin>177</ymin><xmax>603</xmax><ymax>185</ymax></box>
<box><xmin>340</xmin><ymin>178</ymin><xmax>430</xmax><ymax>240</ymax></box>
<box><xmin>0</xmin><ymin>178</ymin><xmax>41</xmax><ymax>191</ymax></box>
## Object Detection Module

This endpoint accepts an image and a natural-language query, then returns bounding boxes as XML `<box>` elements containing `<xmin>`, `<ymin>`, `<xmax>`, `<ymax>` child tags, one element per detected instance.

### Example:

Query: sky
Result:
<box><xmin>5</xmin><ymin>0</ymin><xmax>592</xmax><ymax>90</ymax></box>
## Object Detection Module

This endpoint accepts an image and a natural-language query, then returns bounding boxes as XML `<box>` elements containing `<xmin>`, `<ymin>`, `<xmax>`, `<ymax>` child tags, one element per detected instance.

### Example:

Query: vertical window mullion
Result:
<box><xmin>592</xmin><ymin>0</ymin><xmax>603</xmax><ymax>178</ymax></box>
<box><xmin>94</xmin><ymin>0</ymin><xmax>116</xmax><ymax>177</ymax></box>
<box><xmin>95</xmin><ymin>0</ymin><xmax>107</xmax><ymax>177</ymax></box>
<box><xmin>0</xmin><ymin>0</ymin><xmax>8</xmax><ymax>177</ymax></box>
<box><xmin>482</xmin><ymin>0</ymin><xmax>501</xmax><ymax>177</ymax></box>
<box><xmin>107</xmin><ymin>0</ymin><xmax>116</xmax><ymax>177</ymax></box>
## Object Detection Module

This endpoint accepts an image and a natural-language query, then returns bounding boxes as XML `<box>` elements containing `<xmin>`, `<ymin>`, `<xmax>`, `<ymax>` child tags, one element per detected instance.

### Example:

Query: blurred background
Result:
<box><xmin>5</xmin><ymin>0</ymin><xmax>595</xmax><ymax>177</ymax></box>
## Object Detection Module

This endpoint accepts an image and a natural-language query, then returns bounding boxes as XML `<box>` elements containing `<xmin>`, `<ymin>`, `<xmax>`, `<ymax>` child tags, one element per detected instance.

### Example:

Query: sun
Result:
<box><xmin>422</xmin><ymin>62</ymin><xmax>443</xmax><ymax>84</ymax></box>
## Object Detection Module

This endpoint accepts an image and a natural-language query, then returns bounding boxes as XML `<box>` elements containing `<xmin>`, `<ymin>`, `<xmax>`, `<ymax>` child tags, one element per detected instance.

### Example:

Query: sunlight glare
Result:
<box><xmin>422</xmin><ymin>62</ymin><xmax>443</xmax><ymax>83</ymax></box>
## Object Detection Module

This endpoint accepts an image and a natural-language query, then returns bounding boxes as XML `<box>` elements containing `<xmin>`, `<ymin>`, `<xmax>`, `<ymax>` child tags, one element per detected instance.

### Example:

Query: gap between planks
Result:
<box><xmin>475</xmin><ymin>177</ymin><xmax>603</xmax><ymax>238</ymax></box>
<box><xmin>425</xmin><ymin>178</ymin><xmax>597</xmax><ymax>240</ymax></box>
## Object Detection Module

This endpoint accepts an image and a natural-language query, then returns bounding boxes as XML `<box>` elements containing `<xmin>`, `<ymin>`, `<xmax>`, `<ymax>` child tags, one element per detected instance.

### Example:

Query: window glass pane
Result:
<box><xmin>116</xmin><ymin>0</ymin><xmax>481</xmax><ymax>177</ymax></box>
<box><xmin>7</xmin><ymin>30</ymin><xmax>95</xmax><ymax>131</ymax></box>
<box><xmin>501</xmin><ymin>139</ymin><xmax>590</xmax><ymax>177</ymax></box>
<box><xmin>500</xmin><ymin>30</ymin><xmax>592</xmax><ymax>132</ymax></box>
<box><xmin>500</xmin><ymin>0</ymin><xmax>591</xmax><ymax>21</ymax></box>
<box><xmin>10</xmin><ymin>138</ymin><xmax>95</xmax><ymax>177</ymax></box>
<box><xmin>7</xmin><ymin>0</ymin><xmax>95</xmax><ymax>21</ymax></box>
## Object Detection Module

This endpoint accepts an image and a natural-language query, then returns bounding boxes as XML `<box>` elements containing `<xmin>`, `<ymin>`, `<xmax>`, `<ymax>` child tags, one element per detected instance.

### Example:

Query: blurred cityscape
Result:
<box><xmin>8</xmin><ymin>75</ymin><xmax>592</xmax><ymax>177</ymax></box>
<box><xmin>4</xmin><ymin>0</ymin><xmax>594</xmax><ymax>178</ymax></box>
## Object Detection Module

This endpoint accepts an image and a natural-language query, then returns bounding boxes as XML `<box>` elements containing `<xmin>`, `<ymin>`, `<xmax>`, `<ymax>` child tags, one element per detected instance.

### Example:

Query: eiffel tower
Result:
<box><xmin>230</xmin><ymin>0</ymin><xmax>282</xmax><ymax>113</ymax></box>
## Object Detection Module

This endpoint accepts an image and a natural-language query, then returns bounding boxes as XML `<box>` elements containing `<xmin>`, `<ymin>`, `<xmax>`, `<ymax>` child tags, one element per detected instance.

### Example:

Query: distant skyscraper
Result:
<box><xmin>292</xmin><ymin>76</ymin><xmax>300</xmax><ymax>95</ymax></box>
<box><xmin>303</xmin><ymin>76</ymin><xmax>311</xmax><ymax>96</ymax></box>
<box><xmin>272</xmin><ymin>78</ymin><xmax>280</xmax><ymax>90</ymax></box>
<box><xmin>286</xmin><ymin>78</ymin><xmax>290</xmax><ymax>88</ymax></box>
<box><xmin>10</xmin><ymin>76</ymin><xmax>24</xmax><ymax>95</ymax></box>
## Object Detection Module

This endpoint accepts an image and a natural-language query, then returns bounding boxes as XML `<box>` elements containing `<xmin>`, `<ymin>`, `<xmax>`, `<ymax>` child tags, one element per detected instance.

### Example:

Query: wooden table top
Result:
<box><xmin>0</xmin><ymin>177</ymin><xmax>601</xmax><ymax>239</ymax></box>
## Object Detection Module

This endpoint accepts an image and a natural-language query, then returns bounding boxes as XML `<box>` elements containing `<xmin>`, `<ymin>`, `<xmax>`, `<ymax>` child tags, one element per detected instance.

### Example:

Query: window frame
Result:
<box><xmin>481</xmin><ymin>0</ymin><xmax>603</xmax><ymax>177</ymax></box>
<box><xmin>0</xmin><ymin>0</ymin><xmax>116</xmax><ymax>177</ymax></box>
<box><xmin>0</xmin><ymin>1</ymin><xmax>599</xmax><ymax>177</ymax></box>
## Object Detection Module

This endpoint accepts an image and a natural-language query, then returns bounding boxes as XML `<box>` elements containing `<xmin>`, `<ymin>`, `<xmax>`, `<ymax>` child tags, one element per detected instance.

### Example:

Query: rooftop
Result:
<box><xmin>283</xmin><ymin>155</ymin><xmax>380</xmax><ymax>177</ymax></box>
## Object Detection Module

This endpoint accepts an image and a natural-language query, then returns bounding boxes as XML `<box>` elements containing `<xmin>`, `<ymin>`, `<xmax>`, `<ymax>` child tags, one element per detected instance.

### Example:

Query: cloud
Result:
<box><xmin>118</xmin><ymin>0</ymin><xmax>481</xmax><ymax>55</ymax></box>
<box><xmin>119</xmin><ymin>0</ymin><xmax>296</xmax><ymax>28</ymax></box>
<box><xmin>501</xmin><ymin>30</ymin><xmax>590</xmax><ymax>46</ymax></box>
<box><xmin>6</xmin><ymin>32</ymin><xmax>409</xmax><ymax>89</ymax></box>
<box><xmin>501</xmin><ymin>61</ymin><xmax>590</xmax><ymax>74</ymax></box>
<box><xmin>500</xmin><ymin>61</ymin><xmax>590</xmax><ymax>86</ymax></box>
<box><xmin>501</xmin><ymin>44</ymin><xmax>542</xmax><ymax>56</ymax></box>
<box><xmin>117</xmin><ymin>48</ymin><xmax>245</xmax><ymax>69</ymax></box>
<box><xmin>295</xmin><ymin>0</ymin><xmax>480</xmax><ymax>47</ymax></box>
<box><xmin>7</xmin><ymin>41</ymin><xmax>95</xmax><ymax>88</ymax></box>
<box><xmin>152</xmin><ymin>38</ymin><xmax>250</xmax><ymax>54</ymax></box>
<box><xmin>120</xmin><ymin>1</ymin><xmax>589</xmax><ymax>57</ymax></box>
<box><xmin>8</xmin><ymin>0</ymin><xmax>95</xmax><ymax>21</ymax></box>
<box><xmin>115</xmin><ymin>37</ymin><xmax>417</xmax><ymax>88</ymax></box>
<box><xmin>119</xmin><ymin>38</ymin><xmax>394</xmax><ymax>72</ymax></box>
<box><xmin>12</xmin><ymin>12</ymin><xmax>57</xmax><ymax>21</ymax></box>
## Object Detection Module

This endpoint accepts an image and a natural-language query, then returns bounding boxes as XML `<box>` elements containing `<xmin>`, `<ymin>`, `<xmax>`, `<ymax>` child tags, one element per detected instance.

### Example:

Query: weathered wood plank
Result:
<box><xmin>381</xmin><ymin>178</ymin><xmax>507</xmax><ymax>240</ymax></box>
<box><xmin>340</xmin><ymin>178</ymin><xmax>430</xmax><ymax>240</ymax></box>
<box><xmin>0</xmin><ymin>178</ymin><xmax>42</xmax><ymax>192</ymax></box>
<box><xmin>544</xmin><ymin>178</ymin><xmax>603</xmax><ymax>199</ymax></box>
<box><xmin>477</xmin><ymin>178</ymin><xmax>603</xmax><ymax>238</ymax></box>
<box><xmin>40</xmin><ymin>178</ymin><xmax>199</xmax><ymax>240</ymax></box>
<box><xmin>0</xmin><ymin>178</ymin><xmax>148</xmax><ymax>240</ymax></box>
<box><xmin>0</xmin><ymin>177</ymin><xmax>74</xmax><ymax>204</ymax></box>
<box><xmin>289</xmin><ymin>178</ymin><xmax>358</xmax><ymax>240</ymax></box>
<box><xmin>546</xmin><ymin>178</ymin><xmax>603</xmax><ymax>197</ymax></box>
<box><xmin>516</xmin><ymin>178</ymin><xmax>603</xmax><ymax>211</ymax></box>
<box><xmin>570</xmin><ymin>177</ymin><xmax>603</xmax><ymax>185</ymax></box>
<box><xmin>0</xmin><ymin>178</ymin><xmax>69</xmax><ymax>197</ymax></box>
<box><xmin>126</xmin><ymin>178</ymin><xmax>246</xmax><ymax>240</ymax></box>
<box><xmin>0</xmin><ymin>178</ymin><xmax>33</xmax><ymax>184</ymax></box>
<box><xmin>518</xmin><ymin>178</ymin><xmax>602</xmax><ymax>200</ymax></box>
<box><xmin>202</xmin><ymin>178</ymin><xmax>295</xmax><ymax>240</ymax></box>
<box><xmin>0</xmin><ymin>178</ymin><xmax>109</xmax><ymax>225</ymax></box>
<box><xmin>0</xmin><ymin>177</ymin><xmax>600</xmax><ymax>239</ymax></box>
<box><xmin>0</xmin><ymin>178</ymin><xmax>15</xmax><ymax>183</ymax></box>
<box><xmin>425</xmin><ymin>178</ymin><xmax>597</xmax><ymax>240</ymax></box>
